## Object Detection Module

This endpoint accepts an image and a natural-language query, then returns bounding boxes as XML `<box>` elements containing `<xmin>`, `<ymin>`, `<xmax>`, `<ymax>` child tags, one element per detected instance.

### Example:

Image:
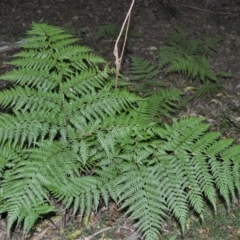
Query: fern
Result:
<box><xmin>0</xmin><ymin>22</ymin><xmax>127</xmax><ymax>235</ymax></box>
<box><xmin>63</xmin><ymin>25</ymin><xmax>85</xmax><ymax>39</ymax></box>
<box><xmin>128</xmin><ymin>56</ymin><xmax>160</xmax><ymax>81</ymax></box>
<box><xmin>126</xmin><ymin>55</ymin><xmax>182</xmax><ymax>122</ymax></box>
<box><xmin>202</xmin><ymin>37</ymin><xmax>222</xmax><ymax>53</ymax></box>
<box><xmin>158</xmin><ymin>28</ymin><xmax>230</xmax><ymax>84</ymax></box>
<box><xmin>126</xmin><ymin>56</ymin><xmax>163</xmax><ymax>91</ymax></box>
<box><xmin>96</xmin><ymin>22</ymin><xmax>140</xmax><ymax>41</ymax></box>
<box><xmin>144</xmin><ymin>89</ymin><xmax>182</xmax><ymax>121</ymax></box>
<box><xmin>192</xmin><ymin>82</ymin><xmax>224</xmax><ymax>99</ymax></box>
<box><xmin>116</xmin><ymin>164</ymin><xmax>168</xmax><ymax>240</ymax></box>
<box><xmin>0</xmin><ymin>23</ymin><xmax>240</xmax><ymax>240</ymax></box>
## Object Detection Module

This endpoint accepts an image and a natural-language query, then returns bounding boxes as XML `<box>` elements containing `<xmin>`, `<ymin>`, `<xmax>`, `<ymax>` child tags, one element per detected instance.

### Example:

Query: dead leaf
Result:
<box><xmin>65</xmin><ymin>230</ymin><xmax>81</xmax><ymax>239</ymax></box>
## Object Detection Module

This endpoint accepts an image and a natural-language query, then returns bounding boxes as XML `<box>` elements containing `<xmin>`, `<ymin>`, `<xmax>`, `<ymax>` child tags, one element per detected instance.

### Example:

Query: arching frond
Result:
<box><xmin>0</xmin><ymin>23</ymin><xmax>239</xmax><ymax>240</ymax></box>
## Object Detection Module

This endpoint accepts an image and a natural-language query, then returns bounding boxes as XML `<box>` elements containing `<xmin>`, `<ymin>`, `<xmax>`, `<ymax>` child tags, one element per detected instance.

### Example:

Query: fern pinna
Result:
<box><xmin>0</xmin><ymin>23</ymin><xmax>240</xmax><ymax>240</ymax></box>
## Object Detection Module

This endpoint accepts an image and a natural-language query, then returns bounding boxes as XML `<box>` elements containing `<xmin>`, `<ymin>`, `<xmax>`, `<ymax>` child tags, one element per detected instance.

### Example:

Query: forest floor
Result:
<box><xmin>1</xmin><ymin>0</ymin><xmax>240</xmax><ymax>239</ymax></box>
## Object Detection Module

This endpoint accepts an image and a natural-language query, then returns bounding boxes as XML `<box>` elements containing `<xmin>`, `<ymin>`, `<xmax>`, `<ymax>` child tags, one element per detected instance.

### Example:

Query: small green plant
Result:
<box><xmin>126</xmin><ymin>55</ymin><xmax>164</xmax><ymax>92</ymax></box>
<box><xmin>96</xmin><ymin>22</ymin><xmax>121</xmax><ymax>41</ymax></box>
<box><xmin>192</xmin><ymin>82</ymin><xmax>224</xmax><ymax>99</ymax></box>
<box><xmin>63</xmin><ymin>25</ymin><xmax>86</xmax><ymax>39</ymax></box>
<box><xmin>95</xmin><ymin>21</ymin><xmax>140</xmax><ymax>41</ymax></box>
<box><xmin>158</xmin><ymin>28</ymin><xmax>231</xmax><ymax>83</ymax></box>
<box><xmin>0</xmin><ymin>23</ymin><xmax>240</xmax><ymax>240</ymax></box>
<box><xmin>128</xmin><ymin>56</ymin><xmax>160</xmax><ymax>82</ymax></box>
<box><xmin>124</xmin><ymin>55</ymin><xmax>182</xmax><ymax>122</ymax></box>
<box><xmin>125</xmin><ymin>29</ymin><xmax>230</xmax><ymax>99</ymax></box>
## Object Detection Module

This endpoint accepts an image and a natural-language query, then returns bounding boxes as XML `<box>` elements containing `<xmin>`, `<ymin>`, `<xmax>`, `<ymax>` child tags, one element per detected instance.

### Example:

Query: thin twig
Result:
<box><xmin>177</xmin><ymin>4</ymin><xmax>239</xmax><ymax>16</ymax></box>
<box><xmin>48</xmin><ymin>218</ymin><xmax>61</xmax><ymax>231</ymax></box>
<box><xmin>77</xmin><ymin>227</ymin><xmax>112</xmax><ymax>240</ymax></box>
<box><xmin>113</xmin><ymin>0</ymin><xmax>135</xmax><ymax>90</ymax></box>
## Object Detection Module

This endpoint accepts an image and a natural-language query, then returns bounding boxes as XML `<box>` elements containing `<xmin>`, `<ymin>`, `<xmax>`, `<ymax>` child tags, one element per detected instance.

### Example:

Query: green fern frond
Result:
<box><xmin>0</xmin><ymin>23</ymin><xmax>240</xmax><ymax>240</ymax></box>
<box><xmin>0</xmin><ymin>86</ymin><xmax>61</xmax><ymax>112</ymax></box>
<box><xmin>22</xmin><ymin>203</ymin><xmax>55</xmax><ymax>234</ymax></box>
<box><xmin>96</xmin><ymin>22</ymin><xmax>121</xmax><ymax>41</ymax></box>
<box><xmin>167</xmin><ymin>28</ymin><xmax>188</xmax><ymax>50</ymax></box>
<box><xmin>166</xmin><ymin>55</ymin><xmax>216</xmax><ymax>82</ymax></box>
<box><xmin>63</xmin><ymin>26</ymin><xmax>85</xmax><ymax>39</ymax></box>
<box><xmin>0</xmin><ymin>112</ymin><xmax>59</xmax><ymax>147</ymax></box>
<box><xmin>0</xmin><ymin>68</ymin><xmax>57</xmax><ymax>89</ymax></box>
<box><xmin>95</xmin><ymin>165</ymin><xmax>119</xmax><ymax>204</ymax></box>
<box><xmin>216</xmin><ymin>70</ymin><xmax>232</xmax><ymax>78</ymax></box>
<box><xmin>128</xmin><ymin>56</ymin><xmax>160</xmax><ymax>81</ymax></box>
<box><xmin>225</xmin><ymin>146</ymin><xmax>240</xmax><ymax>193</ymax></box>
<box><xmin>96</xmin><ymin>22</ymin><xmax>140</xmax><ymax>41</ymax></box>
<box><xmin>193</xmin><ymin>83</ymin><xmax>224</xmax><ymax>98</ymax></box>
<box><xmin>166</xmin><ymin>56</ymin><xmax>197</xmax><ymax>77</ymax></box>
<box><xmin>144</xmin><ymin>89</ymin><xmax>182</xmax><ymax>121</ymax></box>
<box><xmin>158</xmin><ymin>45</ymin><xmax>184</xmax><ymax>68</ymax></box>
<box><xmin>126</xmin><ymin>55</ymin><xmax>182</xmax><ymax>121</ymax></box>
<box><xmin>1</xmin><ymin>178</ymin><xmax>53</xmax><ymax>235</ymax></box>
<box><xmin>54</xmin><ymin>176</ymin><xmax>102</xmax><ymax>216</ymax></box>
<box><xmin>158</xmin><ymin>29</ymin><xmax>229</xmax><ymax>84</ymax></box>
<box><xmin>198</xmin><ymin>56</ymin><xmax>216</xmax><ymax>81</ymax></box>
<box><xmin>167</xmin><ymin>29</ymin><xmax>203</xmax><ymax>57</ymax></box>
<box><xmin>202</xmin><ymin>37</ymin><xmax>222</xmax><ymax>53</ymax></box>
<box><xmin>167</xmin><ymin>28</ymin><xmax>218</xmax><ymax>57</ymax></box>
<box><xmin>133</xmin><ymin>80</ymin><xmax>166</xmax><ymax>93</ymax></box>
<box><xmin>23</xmin><ymin>22</ymin><xmax>77</xmax><ymax>48</ymax></box>
<box><xmin>116</xmin><ymin>164</ymin><xmax>168</xmax><ymax>239</ymax></box>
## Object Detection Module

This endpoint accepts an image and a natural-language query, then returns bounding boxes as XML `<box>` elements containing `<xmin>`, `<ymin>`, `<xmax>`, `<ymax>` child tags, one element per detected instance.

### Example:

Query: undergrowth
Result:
<box><xmin>158</xmin><ymin>28</ymin><xmax>231</xmax><ymax>82</ymax></box>
<box><xmin>0</xmin><ymin>23</ymin><xmax>240</xmax><ymax>240</ymax></box>
<box><xmin>95</xmin><ymin>22</ymin><xmax>140</xmax><ymax>42</ymax></box>
<box><xmin>121</xmin><ymin>26</ymin><xmax>231</xmax><ymax>98</ymax></box>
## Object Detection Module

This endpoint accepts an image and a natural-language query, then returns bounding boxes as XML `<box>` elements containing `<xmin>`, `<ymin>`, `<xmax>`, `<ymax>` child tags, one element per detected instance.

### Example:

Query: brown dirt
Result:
<box><xmin>1</xmin><ymin>0</ymin><xmax>240</xmax><ymax>239</ymax></box>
